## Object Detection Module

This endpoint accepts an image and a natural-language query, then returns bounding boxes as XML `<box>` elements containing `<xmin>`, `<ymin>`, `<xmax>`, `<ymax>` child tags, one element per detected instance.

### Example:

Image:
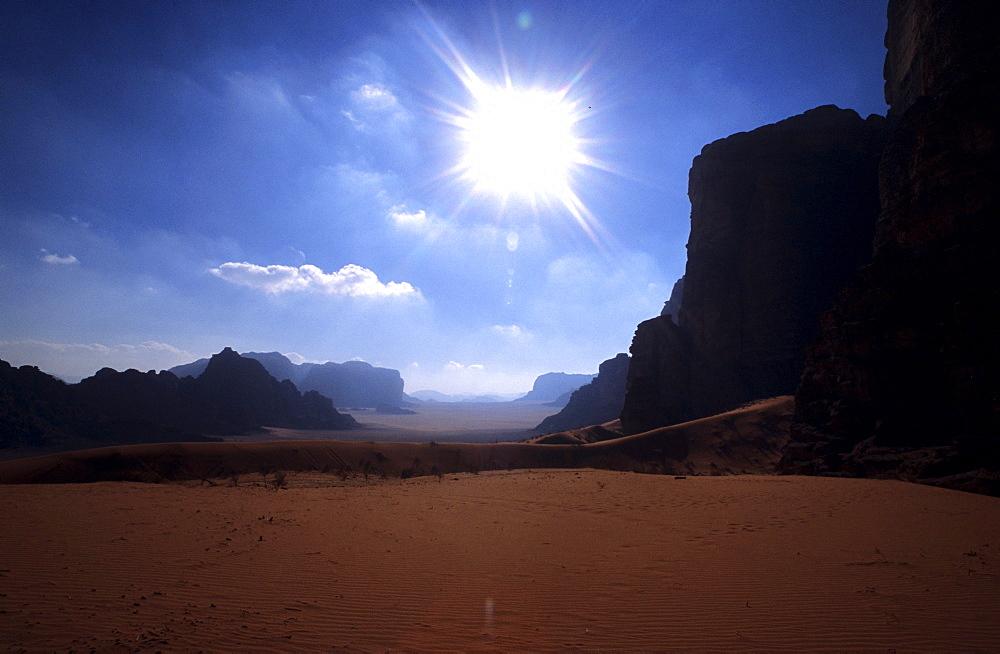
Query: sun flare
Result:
<box><xmin>458</xmin><ymin>86</ymin><xmax>583</xmax><ymax>199</ymax></box>
<box><xmin>422</xmin><ymin>15</ymin><xmax>611</xmax><ymax>245</ymax></box>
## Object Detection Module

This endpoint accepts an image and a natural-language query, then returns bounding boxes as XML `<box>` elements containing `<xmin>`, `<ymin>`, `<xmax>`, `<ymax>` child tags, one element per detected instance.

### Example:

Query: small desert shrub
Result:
<box><xmin>271</xmin><ymin>470</ymin><xmax>288</xmax><ymax>489</ymax></box>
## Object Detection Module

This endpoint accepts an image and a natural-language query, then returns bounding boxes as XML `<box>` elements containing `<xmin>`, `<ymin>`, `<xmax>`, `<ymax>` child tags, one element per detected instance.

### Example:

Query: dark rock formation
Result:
<box><xmin>515</xmin><ymin>372</ymin><xmax>596</xmax><ymax>405</ymax></box>
<box><xmin>659</xmin><ymin>276</ymin><xmax>685</xmax><ymax>324</ymax></box>
<box><xmin>173</xmin><ymin>347</ymin><xmax>357</xmax><ymax>434</ymax></box>
<box><xmin>621</xmin><ymin>105</ymin><xmax>889</xmax><ymax>435</ymax></box>
<box><xmin>781</xmin><ymin>0</ymin><xmax>1000</xmax><ymax>492</ymax></box>
<box><xmin>536</xmin><ymin>354</ymin><xmax>629</xmax><ymax>433</ymax></box>
<box><xmin>170</xmin><ymin>352</ymin><xmax>405</xmax><ymax>408</ymax></box>
<box><xmin>0</xmin><ymin>360</ymin><xmax>87</xmax><ymax>448</ymax></box>
<box><xmin>299</xmin><ymin>360</ymin><xmax>404</xmax><ymax>408</ymax></box>
<box><xmin>1</xmin><ymin>348</ymin><xmax>359</xmax><ymax>451</ymax></box>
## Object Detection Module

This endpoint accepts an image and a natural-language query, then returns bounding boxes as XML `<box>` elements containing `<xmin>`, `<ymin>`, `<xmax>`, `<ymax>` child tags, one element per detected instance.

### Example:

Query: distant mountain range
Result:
<box><xmin>1</xmin><ymin>347</ymin><xmax>357</xmax><ymax>450</ymax></box>
<box><xmin>407</xmin><ymin>372</ymin><xmax>594</xmax><ymax>405</ymax></box>
<box><xmin>171</xmin><ymin>352</ymin><xmax>404</xmax><ymax>408</ymax></box>
<box><xmin>406</xmin><ymin>390</ymin><xmax>523</xmax><ymax>403</ymax></box>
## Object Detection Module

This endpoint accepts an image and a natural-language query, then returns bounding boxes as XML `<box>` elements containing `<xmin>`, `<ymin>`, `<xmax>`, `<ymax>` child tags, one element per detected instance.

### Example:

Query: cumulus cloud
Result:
<box><xmin>387</xmin><ymin>205</ymin><xmax>428</xmax><ymax>229</ymax></box>
<box><xmin>208</xmin><ymin>262</ymin><xmax>420</xmax><ymax>298</ymax></box>
<box><xmin>39</xmin><ymin>248</ymin><xmax>78</xmax><ymax>265</ymax></box>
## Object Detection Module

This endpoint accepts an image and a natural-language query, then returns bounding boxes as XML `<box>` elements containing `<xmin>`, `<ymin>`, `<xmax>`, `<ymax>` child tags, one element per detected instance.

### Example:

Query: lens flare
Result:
<box><xmin>458</xmin><ymin>85</ymin><xmax>582</xmax><ymax>199</ymax></box>
<box><xmin>416</xmin><ymin>9</ymin><xmax>613</xmax><ymax>247</ymax></box>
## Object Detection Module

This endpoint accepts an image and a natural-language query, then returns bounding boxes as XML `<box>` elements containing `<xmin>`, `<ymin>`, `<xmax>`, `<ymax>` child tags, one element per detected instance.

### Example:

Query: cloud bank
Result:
<box><xmin>209</xmin><ymin>262</ymin><xmax>420</xmax><ymax>298</ymax></box>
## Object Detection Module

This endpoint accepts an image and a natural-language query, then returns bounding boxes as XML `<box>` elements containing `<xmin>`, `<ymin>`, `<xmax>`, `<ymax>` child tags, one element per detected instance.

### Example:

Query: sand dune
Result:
<box><xmin>0</xmin><ymin>397</ymin><xmax>794</xmax><ymax>485</ymax></box>
<box><xmin>7</xmin><ymin>396</ymin><xmax>996</xmax><ymax>650</ymax></box>
<box><xmin>1</xmin><ymin>470</ymin><xmax>999</xmax><ymax>651</ymax></box>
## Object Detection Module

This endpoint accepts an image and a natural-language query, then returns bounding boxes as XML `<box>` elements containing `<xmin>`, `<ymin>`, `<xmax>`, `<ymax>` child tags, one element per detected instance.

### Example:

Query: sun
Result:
<box><xmin>420</xmin><ymin>14</ymin><xmax>610</xmax><ymax>244</ymax></box>
<box><xmin>457</xmin><ymin>85</ymin><xmax>584</xmax><ymax>199</ymax></box>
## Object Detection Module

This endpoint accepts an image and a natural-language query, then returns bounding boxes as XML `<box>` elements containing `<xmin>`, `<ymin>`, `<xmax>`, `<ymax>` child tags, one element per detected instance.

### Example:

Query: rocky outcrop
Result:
<box><xmin>621</xmin><ymin>106</ymin><xmax>889</xmax><ymax>435</ymax></box>
<box><xmin>659</xmin><ymin>276</ymin><xmax>685</xmax><ymax>324</ymax></box>
<box><xmin>515</xmin><ymin>372</ymin><xmax>596</xmax><ymax>405</ymax></box>
<box><xmin>781</xmin><ymin>0</ymin><xmax>1000</xmax><ymax>491</ymax></box>
<box><xmin>170</xmin><ymin>352</ymin><xmax>405</xmax><ymax>408</ymax></box>
<box><xmin>536</xmin><ymin>354</ymin><xmax>629</xmax><ymax>433</ymax></box>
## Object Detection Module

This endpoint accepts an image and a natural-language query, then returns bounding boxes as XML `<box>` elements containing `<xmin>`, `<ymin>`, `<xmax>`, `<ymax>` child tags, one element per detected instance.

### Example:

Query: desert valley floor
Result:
<box><xmin>2</xmin><ymin>469</ymin><xmax>999</xmax><ymax>652</ymax></box>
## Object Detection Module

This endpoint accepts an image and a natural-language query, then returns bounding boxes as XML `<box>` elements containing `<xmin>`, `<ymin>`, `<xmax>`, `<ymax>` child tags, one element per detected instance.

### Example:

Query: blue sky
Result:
<box><xmin>0</xmin><ymin>0</ymin><xmax>888</xmax><ymax>394</ymax></box>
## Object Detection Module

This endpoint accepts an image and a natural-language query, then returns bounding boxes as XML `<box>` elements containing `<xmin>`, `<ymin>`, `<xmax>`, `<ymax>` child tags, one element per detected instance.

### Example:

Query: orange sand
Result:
<box><xmin>2</xmin><ymin>470</ymin><xmax>999</xmax><ymax>652</ymax></box>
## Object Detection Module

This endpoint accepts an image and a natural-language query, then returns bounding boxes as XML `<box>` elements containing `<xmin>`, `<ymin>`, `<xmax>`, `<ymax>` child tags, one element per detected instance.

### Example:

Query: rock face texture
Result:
<box><xmin>621</xmin><ymin>106</ymin><xmax>888</xmax><ymax>435</ymax></box>
<box><xmin>536</xmin><ymin>354</ymin><xmax>629</xmax><ymax>433</ymax></box>
<box><xmin>781</xmin><ymin>0</ymin><xmax>1000</xmax><ymax>491</ymax></box>
<box><xmin>516</xmin><ymin>372</ymin><xmax>596</xmax><ymax>405</ymax></box>
<box><xmin>171</xmin><ymin>352</ymin><xmax>405</xmax><ymax>408</ymax></box>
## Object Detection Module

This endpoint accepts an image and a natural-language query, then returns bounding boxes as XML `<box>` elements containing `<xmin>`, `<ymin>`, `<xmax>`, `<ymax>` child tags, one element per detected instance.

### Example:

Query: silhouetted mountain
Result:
<box><xmin>1</xmin><ymin>347</ymin><xmax>358</xmax><ymax>451</ymax></box>
<box><xmin>0</xmin><ymin>360</ymin><xmax>87</xmax><ymax>448</ymax></box>
<box><xmin>1</xmin><ymin>359</ymin><xmax>213</xmax><ymax>449</ymax></box>
<box><xmin>170</xmin><ymin>352</ymin><xmax>404</xmax><ymax>408</ymax></box>
<box><xmin>620</xmin><ymin>105</ymin><xmax>888</xmax><ymax>435</ymax></box>
<box><xmin>299</xmin><ymin>360</ymin><xmax>403</xmax><ymax>408</ymax></box>
<box><xmin>781</xmin><ymin>0</ymin><xmax>1000</xmax><ymax>494</ymax></box>
<box><xmin>514</xmin><ymin>372</ymin><xmax>596</xmax><ymax>405</ymax></box>
<box><xmin>536</xmin><ymin>354</ymin><xmax>629</xmax><ymax>433</ymax></box>
<box><xmin>172</xmin><ymin>347</ymin><xmax>357</xmax><ymax>434</ymax></box>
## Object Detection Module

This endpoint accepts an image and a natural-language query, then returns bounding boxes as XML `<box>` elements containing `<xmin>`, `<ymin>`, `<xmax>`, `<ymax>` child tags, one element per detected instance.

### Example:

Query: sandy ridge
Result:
<box><xmin>0</xmin><ymin>397</ymin><xmax>794</xmax><ymax>485</ymax></box>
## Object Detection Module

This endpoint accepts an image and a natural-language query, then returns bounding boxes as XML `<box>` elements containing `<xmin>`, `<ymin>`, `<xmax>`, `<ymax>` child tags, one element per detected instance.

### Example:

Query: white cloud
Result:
<box><xmin>282</xmin><ymin>351</ymin><xmax>309</xmax><ymax>365</ymax></box>
<box><xmin>0</xmin><ymin>340</ymin><xmax>197</xmax><ymax>382</ymax></box>
<box><xmin>39</xmin><ymin>248</ymin><xmax>78</xmax><ymax>265</ymax></box>
<box><xmin>352</xmin><ymin>84</ymin><xmax>398</xmax><ymax>110</ymax></box>
<box><xmin>387</xmin><ymin>205</ymin><xmax>428</xmax><ymax>229</ymax></box>
<box><xmin>442</xmin><ymin>361</ymin><xmax>484</xmax><ymax>372</ymax></box>
<box><xmin>344</xmin><ymin>83</ymin><xmax>410</xmax><ymax>132</ymax></box>
<box><xmin>491</xmin><ymin>324</ymin><xmax>528</xmax><ymax>338</ymax></box>
<box><xmin>208</xmin><ymin>262</ymin><xmax>420</xmax><ymax>298</ymax></box>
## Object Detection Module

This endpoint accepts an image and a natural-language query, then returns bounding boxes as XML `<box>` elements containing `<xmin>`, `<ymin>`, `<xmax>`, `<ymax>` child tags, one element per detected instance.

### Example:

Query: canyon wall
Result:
<box><xmin>781</xmin><ymin>0</ymin><xmax>1000</xmax><ymax>490</ymax></box>
<box><xmin>621</xmin><ymin>106</ymin><xmax>888</xmax><ymax>435</ymax></box>
<box><xmin>535</xmin><ymin>353</ymin><xmax>629</xmax><ymax>433</ymax></box>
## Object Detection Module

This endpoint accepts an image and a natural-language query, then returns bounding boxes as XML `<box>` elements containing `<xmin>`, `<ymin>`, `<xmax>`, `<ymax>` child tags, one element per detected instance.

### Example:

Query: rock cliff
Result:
<box><xmin>515</xmin><ymin>372</ymin><xmax>596</xmax><ymax>405</ymax></box>
<box><xmin>621</xmin><ymin>106</ymin><xmax>888</xmax><ymax>435</ymax></box>
<box><xmin>536</xmin><ymin>354</ymin><xmax>629</xmax><ymax>433</ymax></box>
<box><xmin>781</xmin><ymin>0</ymin><xmax>1000</xmax><ymax>492</ymax></box>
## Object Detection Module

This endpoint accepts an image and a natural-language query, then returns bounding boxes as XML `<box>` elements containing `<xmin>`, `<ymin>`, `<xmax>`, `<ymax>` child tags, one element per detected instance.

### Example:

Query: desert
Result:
<box><xmin>2</xmin><ymin>0</ymin><xmax>998</xmax><ymax>650</ymax></box>
<box><xmin>2</xmin><ymin>469</ymin><xmax>999</xmax><ymax>651</ymax></box>
<box><xmin>2</xmin><ymin>396</ymin><xmax>1000</xmax><ymax>651</ymax></box>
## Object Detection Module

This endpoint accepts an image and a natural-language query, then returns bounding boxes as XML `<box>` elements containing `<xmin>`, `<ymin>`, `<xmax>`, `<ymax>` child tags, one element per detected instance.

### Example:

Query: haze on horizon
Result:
<box><xmin>0</xmin><ymin>1</ymin><xmax>888</xmax><ymax>395</ymax></box>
